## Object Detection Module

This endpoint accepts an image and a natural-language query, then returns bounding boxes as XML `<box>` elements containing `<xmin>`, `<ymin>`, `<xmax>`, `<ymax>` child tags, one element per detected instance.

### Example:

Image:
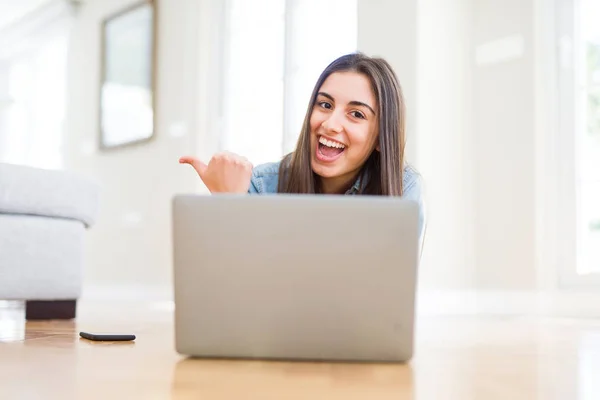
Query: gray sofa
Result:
<box><xmin>0</xmin><ymin>162</ymin><xmax>99</xmax><ymax>320</ymax></box>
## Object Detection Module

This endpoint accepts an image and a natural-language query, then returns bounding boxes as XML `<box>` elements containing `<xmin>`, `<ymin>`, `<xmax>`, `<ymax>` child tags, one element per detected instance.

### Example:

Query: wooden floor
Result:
<box><xmin>1</xmin><ymin>299</ymin><xmax>599</xmax><ymax>400</ymax></box>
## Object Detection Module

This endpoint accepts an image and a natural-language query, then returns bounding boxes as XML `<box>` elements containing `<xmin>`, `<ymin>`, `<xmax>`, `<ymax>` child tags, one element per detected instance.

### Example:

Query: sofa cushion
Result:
<box><xmin>0</xmin><ymin>213</ymin><xmax>84</xmax><ymax>299</ymax></box>
<box><xmin>0</xmin><ymin>162</ymin><xmax>99</xmax><ymax>227</ymax></box>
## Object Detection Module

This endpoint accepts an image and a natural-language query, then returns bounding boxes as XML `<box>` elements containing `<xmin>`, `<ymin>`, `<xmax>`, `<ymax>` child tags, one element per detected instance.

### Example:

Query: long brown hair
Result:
<box><xmin>277</xmin><ymin>52</ymin><xmax>406</xmax><ymax>196</ymax></box>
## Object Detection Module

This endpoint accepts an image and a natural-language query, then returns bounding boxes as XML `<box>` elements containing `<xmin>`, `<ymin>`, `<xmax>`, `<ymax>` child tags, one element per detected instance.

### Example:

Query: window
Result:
<box><xmin>221</xmin><ymin>0</ymin><xmax>357</xmax><ymax>165</ymax></box>
<box><xmin>0</xmin><ymin>6</ymin><xmax>71</xmax><ymax>170</ymax></box>
<box><xmin>556</xmin><ymin>0</ymin><xmax>600</xmax><ymax>286</ymax></box>
<box><xmin>575</xmin><ymin>0</ymin><xmax>600</xmax><ymax>276</ymax></box>
<box><xmin>220</xmin><ymin>0</ymin><xmax>286</xmax><ymax>166</ymax></box>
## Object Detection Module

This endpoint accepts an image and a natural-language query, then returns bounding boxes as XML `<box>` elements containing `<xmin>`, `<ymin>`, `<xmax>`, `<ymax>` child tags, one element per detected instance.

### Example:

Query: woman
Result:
<box><xmin>180</xmin><ymin>53</ymin><xmax>425</xmax><ymax>242</ymax></box>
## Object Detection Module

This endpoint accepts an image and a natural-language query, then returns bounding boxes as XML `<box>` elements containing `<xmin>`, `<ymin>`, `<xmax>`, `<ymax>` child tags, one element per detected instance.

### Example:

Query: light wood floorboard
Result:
<box><xmin>1</xmin><ymin>299</ymin><xmax>599</xmax><ymax>399</ymax></box>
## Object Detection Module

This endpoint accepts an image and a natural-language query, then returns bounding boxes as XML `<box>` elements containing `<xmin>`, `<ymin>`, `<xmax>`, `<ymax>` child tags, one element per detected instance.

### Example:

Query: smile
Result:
<box><xmin>316</xmin><ymin>135</ymin><xmax>346</xmax><ymax>162</ymax></box>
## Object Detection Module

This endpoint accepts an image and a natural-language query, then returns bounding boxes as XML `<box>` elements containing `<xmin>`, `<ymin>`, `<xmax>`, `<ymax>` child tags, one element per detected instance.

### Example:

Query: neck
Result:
<box><xmin>319</xmin><ymin>175</ymin><xmax>357</xmax><ymax>194</ymax></box>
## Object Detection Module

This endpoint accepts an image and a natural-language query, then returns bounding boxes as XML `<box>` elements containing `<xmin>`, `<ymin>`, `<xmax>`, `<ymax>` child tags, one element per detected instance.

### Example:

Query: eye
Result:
<box><xmin>318</xmin><ymin>101</ymin><xmax>332</xmax><ymax>109</ymax></box>
<box><xmin>350</xmin><ymin>110</ymin><xmax>366</xmax><ymax>119</ymax></box>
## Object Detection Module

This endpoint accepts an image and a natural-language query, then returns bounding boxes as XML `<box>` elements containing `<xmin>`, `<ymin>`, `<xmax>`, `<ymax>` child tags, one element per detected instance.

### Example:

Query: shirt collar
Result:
<box><xmin>345</xmin><ymin>175</ymin><xmax>362</xmax><ymax>195</ymax></box>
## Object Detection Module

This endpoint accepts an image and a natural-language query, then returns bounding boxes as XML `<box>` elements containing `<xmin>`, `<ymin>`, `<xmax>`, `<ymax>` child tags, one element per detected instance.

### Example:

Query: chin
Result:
<box><xmin>311</xmin><ymin>157</ymin><xmax>343</xmax><ymax>178</ymax></box>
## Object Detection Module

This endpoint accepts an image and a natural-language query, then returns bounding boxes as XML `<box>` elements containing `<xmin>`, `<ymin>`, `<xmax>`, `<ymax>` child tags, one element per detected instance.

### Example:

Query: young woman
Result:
<box><xmin>180</xmin><ymin>53</ymin><xmax>425</xmax><ymax>243</ymax></box>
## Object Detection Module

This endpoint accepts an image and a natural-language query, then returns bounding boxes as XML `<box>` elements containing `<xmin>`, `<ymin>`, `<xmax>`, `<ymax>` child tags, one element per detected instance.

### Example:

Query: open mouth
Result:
<box><xmin>316</xmin><ymin>135</ymin><xmax>346</xmax><ymax>162</ymax></box>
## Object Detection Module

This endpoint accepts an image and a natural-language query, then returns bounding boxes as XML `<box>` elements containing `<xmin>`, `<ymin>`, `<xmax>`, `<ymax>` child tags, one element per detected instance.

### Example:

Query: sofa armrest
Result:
<box><xmin>0</xmin><ymin>163</ymin><xmax>99</xmax><ymax>227</ymax></box>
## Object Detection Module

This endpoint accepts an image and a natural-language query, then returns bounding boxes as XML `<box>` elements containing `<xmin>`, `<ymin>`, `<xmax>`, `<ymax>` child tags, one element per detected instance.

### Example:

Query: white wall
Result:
<box><xmin>417</xmin><ymin>0</ymin><xmax>543</xmax><ymax>292</ymax></box>
<box><xmin>64</xmin><ymin>0</ymin><xmax>215</xmax><ymax>290</ymax></box>
<box><xmin>471</xmin><ymin>0</ymin><xmax>538</xmax><ymax>290</ymax></box>
<box><xmin>416</xmin><ymin>0</ymin><xmax>475</xmax><ymax>290</ymax></box>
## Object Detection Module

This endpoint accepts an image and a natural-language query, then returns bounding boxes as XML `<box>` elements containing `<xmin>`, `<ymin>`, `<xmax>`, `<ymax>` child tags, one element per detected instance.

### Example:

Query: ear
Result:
<box><xmin>376</xmin><ymin>144</ymin><xmax>380</xmax><ymax>152</ymax></box>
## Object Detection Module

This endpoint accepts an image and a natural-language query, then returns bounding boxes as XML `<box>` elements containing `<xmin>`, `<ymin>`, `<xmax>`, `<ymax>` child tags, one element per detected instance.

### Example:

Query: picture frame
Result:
<box><xmin>99</xmin><ymin>0</ymin><xmax>156</xmax><ymax>150</ymax></box>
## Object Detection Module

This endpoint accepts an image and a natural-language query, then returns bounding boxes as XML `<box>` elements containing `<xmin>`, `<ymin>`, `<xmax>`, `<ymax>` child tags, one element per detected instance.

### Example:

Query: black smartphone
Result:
<box><xmin>79</xmin><ymin>331</ymin><xmax>136</xmax><ymax>341</ymax></box>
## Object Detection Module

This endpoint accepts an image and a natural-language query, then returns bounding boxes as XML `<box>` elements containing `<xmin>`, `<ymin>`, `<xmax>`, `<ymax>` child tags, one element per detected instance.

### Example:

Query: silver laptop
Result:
<box><xmin>172</xmin><ymin>194</ymin><xmax>420</xmax><ymax>363</ymax></box>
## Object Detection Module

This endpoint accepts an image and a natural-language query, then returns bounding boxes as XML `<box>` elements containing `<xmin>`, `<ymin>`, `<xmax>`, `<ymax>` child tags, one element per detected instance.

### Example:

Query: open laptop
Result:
<box><xmin>171</xmin><ymin>194</ymin><xmax>420</xmax><ymax>363</ymax></box>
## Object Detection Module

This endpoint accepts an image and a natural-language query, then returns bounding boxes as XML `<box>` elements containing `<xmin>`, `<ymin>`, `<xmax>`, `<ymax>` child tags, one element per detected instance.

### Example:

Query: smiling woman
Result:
<box><xmin>272</xmin><ymin>53</ymin><xmax>411</xmax><ymax>198</ymax></box>
<box><xmin>179</xmin><ymin>53</ymin><xmax>425</xmax><ymax>243</ymax></box>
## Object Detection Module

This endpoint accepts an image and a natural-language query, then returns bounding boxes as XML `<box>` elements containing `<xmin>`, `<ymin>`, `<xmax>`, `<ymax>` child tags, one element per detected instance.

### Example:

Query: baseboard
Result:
<box><xmin>78</xmin><ymin>284</ymin><xmax>600</xmax><ymax>318</ymax></box>
<box><xmin>417</xmin><ymin>289</ymin><xmax>600</xmax><ymax>318</ymax></box>
<box><xmin>80</xmin><ymin>284</ymin><xmax>173</xmax><ymax>303</ymax></box>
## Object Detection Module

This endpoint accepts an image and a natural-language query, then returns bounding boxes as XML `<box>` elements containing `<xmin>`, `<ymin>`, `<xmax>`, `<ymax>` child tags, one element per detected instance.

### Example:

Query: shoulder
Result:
<box><xmin>402</xmin><ymin>164</ymin><xmax>423</xmax><ymax>199</ymax></box>
<box><xmin>248</xmin><ymin>161</ymin><xmax>281</xmax><ymax>194</ymax></box>
<box><xmin>252</xmin><ymin>161</ymin><xmax>281</xmax><ymax>178</ymax></box>
<box><xmin>402</xmin><ymin>164</ymin><xmax>426</xmax><ymax>249</ymax></box>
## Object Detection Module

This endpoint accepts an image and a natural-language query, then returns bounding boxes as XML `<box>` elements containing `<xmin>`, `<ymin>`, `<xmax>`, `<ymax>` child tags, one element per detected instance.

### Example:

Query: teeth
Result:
<box><xmin>319</xmin><ymin>136</ymin><xmax>345</xmax><ymax>149</ymax></box>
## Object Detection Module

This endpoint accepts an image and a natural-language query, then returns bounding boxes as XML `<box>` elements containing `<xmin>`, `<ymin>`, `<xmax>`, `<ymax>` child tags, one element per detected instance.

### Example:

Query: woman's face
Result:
<box><xmin>309</xmin><ymin>71</ymin><xmax>379</xmax><ymax>194</ymax></box>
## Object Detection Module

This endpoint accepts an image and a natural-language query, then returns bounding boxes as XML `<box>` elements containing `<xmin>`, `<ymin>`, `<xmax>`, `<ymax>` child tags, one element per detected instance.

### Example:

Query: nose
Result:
<box><xmin>321</xmin><ymin>110</ymin><xmax>344</xmax><ymax>133</ymax></box>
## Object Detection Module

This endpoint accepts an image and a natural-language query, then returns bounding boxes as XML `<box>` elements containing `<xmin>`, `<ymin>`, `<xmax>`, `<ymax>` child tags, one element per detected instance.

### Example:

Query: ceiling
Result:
<box><xmin>0</xmin><ymin>0</ymin><xmax>54</xmax><ymax>30</ymax></box>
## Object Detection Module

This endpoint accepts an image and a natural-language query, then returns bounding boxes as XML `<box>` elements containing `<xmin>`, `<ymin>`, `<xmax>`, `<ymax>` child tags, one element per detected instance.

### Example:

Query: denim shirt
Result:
<box><xmin>248</xmin><ymin>161</ymin><xmax>426</xmax><ymax>249</ymax></box>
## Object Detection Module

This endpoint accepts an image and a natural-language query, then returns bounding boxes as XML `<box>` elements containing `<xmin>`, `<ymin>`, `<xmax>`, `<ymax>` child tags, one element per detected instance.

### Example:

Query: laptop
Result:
<box><xmin>171</xmin><ymin>194</ymin><xmax>420</xmax><ymax>363</ymax></box>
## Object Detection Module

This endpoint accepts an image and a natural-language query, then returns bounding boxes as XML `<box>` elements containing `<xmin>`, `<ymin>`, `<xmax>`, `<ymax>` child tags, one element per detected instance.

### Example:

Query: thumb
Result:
<box><xmin>179</xmin><ymin>156</ymin><xmax>208</xmax><ymax>180</ymax></box>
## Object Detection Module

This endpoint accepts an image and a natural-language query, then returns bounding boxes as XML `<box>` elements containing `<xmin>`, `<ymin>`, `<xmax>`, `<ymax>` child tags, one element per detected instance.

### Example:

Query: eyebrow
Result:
<box><xmin>317</xmin><ymin>92</ymin><xmax>376</xmax><ymax>116</ymax></box>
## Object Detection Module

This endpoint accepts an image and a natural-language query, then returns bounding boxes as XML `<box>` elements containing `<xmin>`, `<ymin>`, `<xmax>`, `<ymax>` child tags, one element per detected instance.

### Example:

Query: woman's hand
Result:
<box><xmin>179</xmin><ymin>152</ymin><xmax>253</xmax><ymax>193</ymax></box>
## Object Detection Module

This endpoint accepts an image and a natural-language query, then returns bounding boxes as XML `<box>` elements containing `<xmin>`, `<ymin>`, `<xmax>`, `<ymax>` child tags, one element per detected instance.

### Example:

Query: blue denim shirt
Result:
<box><xmin>248</xmin><ymin>161</ymin><xmax>426</xmax><ymax>249</ymax></box>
